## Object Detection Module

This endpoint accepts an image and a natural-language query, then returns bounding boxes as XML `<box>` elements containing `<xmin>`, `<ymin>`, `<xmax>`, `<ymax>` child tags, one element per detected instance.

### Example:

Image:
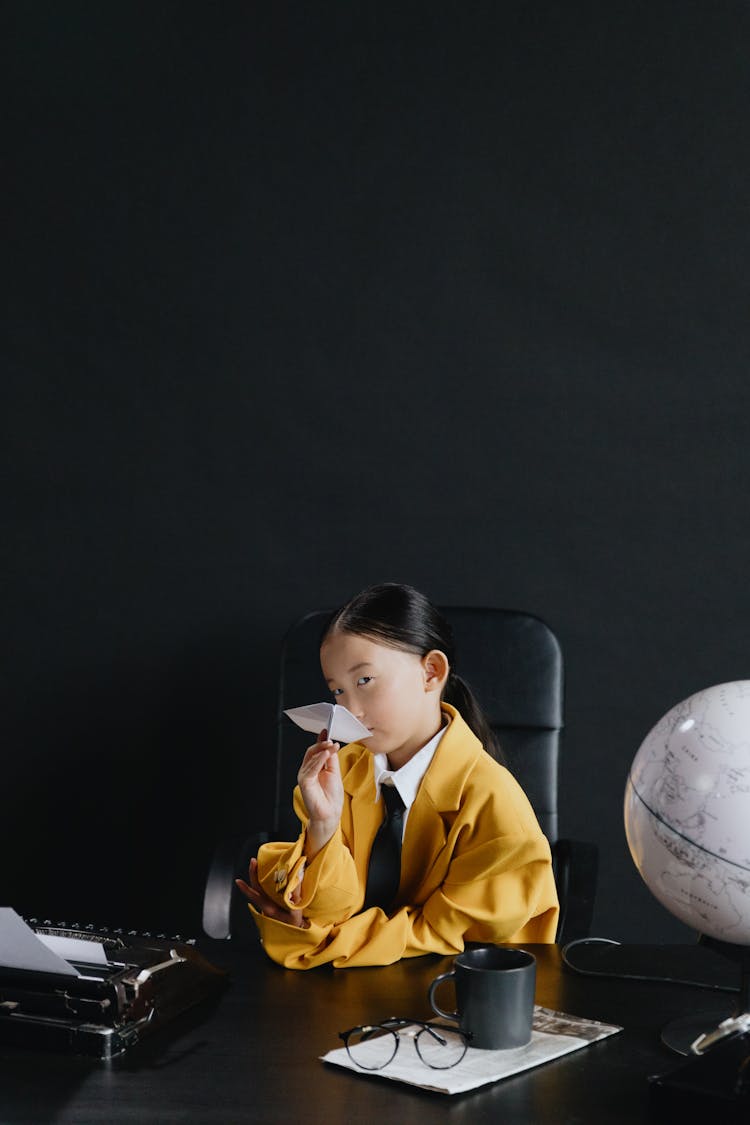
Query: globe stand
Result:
<box><xmin>650</xmin><ymin>936</ymin><xmax>750</xmax><ymax>1117</ymax></box>
<box><xmin>661</xmin><ymin>935</ymin><xmax>750</xmax><ymax>1056</ymax></box>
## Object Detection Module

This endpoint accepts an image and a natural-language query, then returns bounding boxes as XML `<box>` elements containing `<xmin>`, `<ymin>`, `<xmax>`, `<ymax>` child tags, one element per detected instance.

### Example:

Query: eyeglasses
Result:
<box><xmin>339</xmin><ymin>1017</ymin><xmax>471</xmax><ymax>1071</ymax></box>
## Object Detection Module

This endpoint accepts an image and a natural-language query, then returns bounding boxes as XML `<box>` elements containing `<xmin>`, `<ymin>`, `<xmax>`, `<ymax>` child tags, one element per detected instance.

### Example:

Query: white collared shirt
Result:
<box><xmin>371</xmin><ymin>723</ymin><xmax>448</xmax><ymax>838</ymax></box>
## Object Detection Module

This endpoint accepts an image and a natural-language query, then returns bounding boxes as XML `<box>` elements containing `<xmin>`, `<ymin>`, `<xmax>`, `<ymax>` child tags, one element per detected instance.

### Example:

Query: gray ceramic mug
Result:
<box><xmin>428</xmin><ymin>946</ymin><xmax>536</xmax><ymax>1050</ymax></box>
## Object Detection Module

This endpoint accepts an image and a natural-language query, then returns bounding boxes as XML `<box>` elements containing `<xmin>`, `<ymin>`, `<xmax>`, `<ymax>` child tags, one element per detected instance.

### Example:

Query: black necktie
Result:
<box><xmin>363</xmin><ymin>784</ymin><xmax>405</xmax><ymax>912</ymax></box>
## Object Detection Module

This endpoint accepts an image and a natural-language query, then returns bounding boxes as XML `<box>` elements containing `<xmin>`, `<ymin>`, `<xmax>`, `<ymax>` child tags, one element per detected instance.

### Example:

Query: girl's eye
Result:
<box><xmin>357</xmin><ymin>676</ymin><xmax>373</xmax><ymax>687</ymax></box>
<box><xmin>332</xmin><ymin>687</ymin><xmax>344</xmax><ymax>697</ymax></box>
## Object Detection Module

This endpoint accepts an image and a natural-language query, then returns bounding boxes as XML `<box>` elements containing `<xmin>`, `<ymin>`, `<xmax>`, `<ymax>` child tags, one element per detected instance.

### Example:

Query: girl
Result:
<box><xmin>237</xmin><ymin>583</ymin><xmax>559</xmax><ymax>968</ymax></box>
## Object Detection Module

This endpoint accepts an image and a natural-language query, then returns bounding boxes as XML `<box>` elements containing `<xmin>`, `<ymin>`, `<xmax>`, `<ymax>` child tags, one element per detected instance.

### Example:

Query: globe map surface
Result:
<box><xmin>624</xmin><ymin>680</ymin><xmax>750</xmax><ymax>944</ymax></box>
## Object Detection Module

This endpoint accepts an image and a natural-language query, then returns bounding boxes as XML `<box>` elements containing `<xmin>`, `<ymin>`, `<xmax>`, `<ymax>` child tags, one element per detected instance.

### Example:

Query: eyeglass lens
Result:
<box><xmin>343</xmin><ymin>1023</ymin><xmax>468</xmax><ymax>1071</ymax></box>
<box><xmin>343</xmin><ymin>1026</ymin><xmax>399</xmax><ymax>1070</ymax></box>
<box><xmin>414</xmin><ymin>1024</ymin><xmax>468</xmax><ymax>1069</ymax></box>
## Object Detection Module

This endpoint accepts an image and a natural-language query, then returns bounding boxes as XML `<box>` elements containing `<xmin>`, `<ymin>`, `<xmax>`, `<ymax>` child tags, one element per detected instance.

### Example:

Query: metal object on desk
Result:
<box><xmin>0</xmin><ymin>920</ymin><xmax>227</xmax><ymax>1059</ymax></box>
<box><xmin>648</xmin><ymin>937</ymin><xmax>750</xmax><ymax>1117</ymax></box>
<box><xmin>660</xmin><ymin>937</ymin><xmax>750</xmax><ymax>1055</ymax></box>
<box><xmin>650</xmin><ymin>1024</ymin><xmax>750</xmax><ymax>1119</ymax></box>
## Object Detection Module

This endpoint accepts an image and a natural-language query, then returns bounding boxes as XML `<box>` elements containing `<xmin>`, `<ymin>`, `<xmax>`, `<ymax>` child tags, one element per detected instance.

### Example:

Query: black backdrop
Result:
<box><xmin>4</xmin><ymin>2</ymin><xmax>750</xmax><ymax>941</ymax></box>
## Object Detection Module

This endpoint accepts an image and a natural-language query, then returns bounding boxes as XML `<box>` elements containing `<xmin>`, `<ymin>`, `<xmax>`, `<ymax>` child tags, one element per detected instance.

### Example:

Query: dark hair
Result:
<box><xmin>324</xmin><ymin>582</ymin><xmax>502</xmax><ymax>761</ymax></box>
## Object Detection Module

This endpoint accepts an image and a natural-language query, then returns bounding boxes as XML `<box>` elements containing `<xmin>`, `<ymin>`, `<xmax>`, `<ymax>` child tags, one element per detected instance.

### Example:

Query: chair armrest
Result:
<box><xmin>552</xmin><ymin>838</ymin><xmax>599</xmax><ymax>946</ymax></box>
<box><xmin>202</xmin><ymin>831</ymin><xmax>271</xmax><ymax>941</ymax></box>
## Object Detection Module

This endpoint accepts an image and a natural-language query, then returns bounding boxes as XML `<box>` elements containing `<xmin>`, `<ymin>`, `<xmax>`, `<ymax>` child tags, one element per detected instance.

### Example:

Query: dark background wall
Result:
<box><xmin>4</xmin><ymin>3</ymin><xmax>750</xmax><ymax>942</ymax></box>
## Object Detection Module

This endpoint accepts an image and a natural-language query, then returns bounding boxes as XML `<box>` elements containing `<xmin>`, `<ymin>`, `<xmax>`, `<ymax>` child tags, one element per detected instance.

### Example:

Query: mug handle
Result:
<box><xmin>428</xmin><ymin>970</ymin><xmax>458</xmax><ymax>1020</ymax></box>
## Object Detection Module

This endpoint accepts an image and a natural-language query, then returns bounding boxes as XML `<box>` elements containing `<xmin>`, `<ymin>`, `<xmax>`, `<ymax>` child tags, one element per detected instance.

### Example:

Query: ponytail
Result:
<box><xmin>444</xmin><ymin>671</ymin><xmax>503</xmax><ymax>763</ymax></box>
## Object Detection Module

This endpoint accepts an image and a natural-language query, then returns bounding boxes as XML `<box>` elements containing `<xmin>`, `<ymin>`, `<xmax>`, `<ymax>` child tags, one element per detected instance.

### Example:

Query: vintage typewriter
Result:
<box><xmin>0</xmin><ymin>914</ymin><xmax>227</xmax><ymax>1059</ymax></box>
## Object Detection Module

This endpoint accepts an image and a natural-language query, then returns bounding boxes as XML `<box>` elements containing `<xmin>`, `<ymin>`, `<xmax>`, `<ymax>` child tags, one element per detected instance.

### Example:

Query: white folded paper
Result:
<box><xmin>284</xmin><ymin>702</ymin><xmax>372</xmax><ymax>744</ymax></box>
<box><xmin>0</xmin><ymin>908</ymin><xmax>108</xmax><ymax>976</ymax></box>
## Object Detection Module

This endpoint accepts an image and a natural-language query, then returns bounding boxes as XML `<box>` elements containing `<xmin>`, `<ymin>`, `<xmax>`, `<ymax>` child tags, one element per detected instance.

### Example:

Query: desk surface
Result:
<box><xmin>0</xmin><ymin>938</ymin><xmax>739</xmax><ymax>1124</ymax></box>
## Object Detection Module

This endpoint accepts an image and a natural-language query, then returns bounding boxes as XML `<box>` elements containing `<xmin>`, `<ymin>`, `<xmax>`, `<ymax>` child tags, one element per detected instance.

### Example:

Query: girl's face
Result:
<box><xmin>320</xmin><ymin>630</ymin><xmax>448</xmax><ymax>769</ymax></box>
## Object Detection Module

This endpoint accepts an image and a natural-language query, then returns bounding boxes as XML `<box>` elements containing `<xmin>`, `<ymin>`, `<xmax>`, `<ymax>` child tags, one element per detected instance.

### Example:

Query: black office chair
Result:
<box><xmin>203</xmin><ymin>608</ymin><xmax>597</xmax><ymax>946</ymax></box>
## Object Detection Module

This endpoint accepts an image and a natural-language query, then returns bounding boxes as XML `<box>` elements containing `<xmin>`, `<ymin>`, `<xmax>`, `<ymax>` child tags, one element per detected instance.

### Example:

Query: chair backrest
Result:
<box><xmin>274</xmin><ymin>607</ymin><xmax>564</xmax><ymax>844</ymax></box>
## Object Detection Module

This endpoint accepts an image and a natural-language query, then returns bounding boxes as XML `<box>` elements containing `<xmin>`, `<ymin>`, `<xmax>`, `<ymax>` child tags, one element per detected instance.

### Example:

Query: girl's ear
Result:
<box><xmin>422</xmin><ymin>650</ymin><xmax>450</xmax><ymax>693</ymax></box>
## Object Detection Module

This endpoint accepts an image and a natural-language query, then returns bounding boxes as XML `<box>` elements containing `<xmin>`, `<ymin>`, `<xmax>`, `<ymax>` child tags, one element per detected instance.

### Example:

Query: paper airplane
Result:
<box><xmin>283</xmin><ymin>702</ymin><xmax>372</xmax><ymax>744</ymax></box>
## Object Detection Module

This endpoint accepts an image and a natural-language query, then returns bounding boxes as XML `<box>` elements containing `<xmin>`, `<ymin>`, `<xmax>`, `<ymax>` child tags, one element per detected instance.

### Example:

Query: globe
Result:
<box><xmin>625</xmin><ymin>680</ymin><xmax>750</xmax><ymax>945</ymax></box>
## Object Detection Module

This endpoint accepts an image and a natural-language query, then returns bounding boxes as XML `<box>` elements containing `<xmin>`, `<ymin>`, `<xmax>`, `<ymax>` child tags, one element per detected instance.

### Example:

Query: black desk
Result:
<box><xmin>0</xmin><ymin>940</ymin><xmax>738</xmax><ymax>1124</ymax></box>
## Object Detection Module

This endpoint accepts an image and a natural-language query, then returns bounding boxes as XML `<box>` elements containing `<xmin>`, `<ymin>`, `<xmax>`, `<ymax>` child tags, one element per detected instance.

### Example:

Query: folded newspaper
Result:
<box><xmin>321</xmin><ymin>1006</ymin><xmax>622</xmax><ymax>1095</ymax></box>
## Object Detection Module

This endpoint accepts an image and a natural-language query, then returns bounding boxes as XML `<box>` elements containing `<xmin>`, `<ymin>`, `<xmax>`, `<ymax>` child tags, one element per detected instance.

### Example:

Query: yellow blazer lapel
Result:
<box><xmin>399</xmin><ymin>706</ymin><xmax>483</xmax><ymax>906</ymax></box>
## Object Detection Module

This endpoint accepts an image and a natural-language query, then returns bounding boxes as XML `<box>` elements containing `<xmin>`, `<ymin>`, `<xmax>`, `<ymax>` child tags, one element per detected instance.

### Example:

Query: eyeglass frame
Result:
<box><xmin>338</xmin><ymin>1016</ymin><xmax>472</xmax><ymax>1071</ymax></box>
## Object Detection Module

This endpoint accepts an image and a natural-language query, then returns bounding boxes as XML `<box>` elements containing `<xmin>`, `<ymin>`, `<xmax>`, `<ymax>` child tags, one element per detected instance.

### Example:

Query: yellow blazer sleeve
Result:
<box><xmin>254</xmin><ymin>787</ymin><xmax>363</xmax><ymax>921</ymax></box>
<box><xmin>251</xmin><ymin>709</ymin><xmax>559</xmax><ymax>969</ymax></box>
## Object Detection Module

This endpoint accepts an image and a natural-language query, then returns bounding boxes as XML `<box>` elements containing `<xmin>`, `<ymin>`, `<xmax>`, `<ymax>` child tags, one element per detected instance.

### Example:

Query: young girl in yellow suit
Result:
<box><xmin>236</xmin><ymin>583</ymin><xmax>559</xmax><ymax>968</ymax></box>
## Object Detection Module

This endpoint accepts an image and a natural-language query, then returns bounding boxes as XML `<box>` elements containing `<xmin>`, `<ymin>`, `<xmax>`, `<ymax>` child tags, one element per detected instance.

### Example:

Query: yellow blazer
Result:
<box><xmin>252</xmin><ymin>704</ymin><xmax>559</xmax><ymax>968</ymax></box>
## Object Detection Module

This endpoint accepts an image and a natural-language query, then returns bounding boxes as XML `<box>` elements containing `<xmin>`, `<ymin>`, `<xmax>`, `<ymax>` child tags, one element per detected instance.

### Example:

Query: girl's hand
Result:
<box><xmin>298</xmin><ymin>729</ymin><xmax>344</xmax><ymax>858</ymax></box>
<box><xmin>235</xmin><ymin>857</ymin><xmax>309</xmax><ymax>928</ymax></box>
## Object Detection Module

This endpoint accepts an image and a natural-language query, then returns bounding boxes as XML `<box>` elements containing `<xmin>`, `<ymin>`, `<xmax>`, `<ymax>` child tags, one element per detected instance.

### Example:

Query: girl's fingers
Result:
<box><xmin>236</xmin><ymin>858</ymin><xmax>264</xmax><ymax>900</ymax></box>
<box><xmin>298</xmin><ymin>752</ymin><xmax>327</xmax><ymax>780</ymax></box>
<box><xmin>318</xmin><ymin>730</ymin><xmax>341</xmax><ymax>755</ymax></box>
<box><xmin>235</xmin><ymin>877</ymin><xmax>262</xmax><ymax>907</ymax></box>
<box><xmin>321</xmin><ymin>744</ymin><xmax>340</xmax><ymax>770</ymax></box>
<box><xmin>299</xmin><ymin>740</ymin><xmax>338</xmax><ymax>776</ymax></box>
<box><xmin>305</xmin><ymin>739</ymin><xmax>334</xmax><ymax>757</ymax></box>
<box><xmin>236</xmin><ymin>860</ymin><xmax>279</xmax><ymax>918</ymax></box>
